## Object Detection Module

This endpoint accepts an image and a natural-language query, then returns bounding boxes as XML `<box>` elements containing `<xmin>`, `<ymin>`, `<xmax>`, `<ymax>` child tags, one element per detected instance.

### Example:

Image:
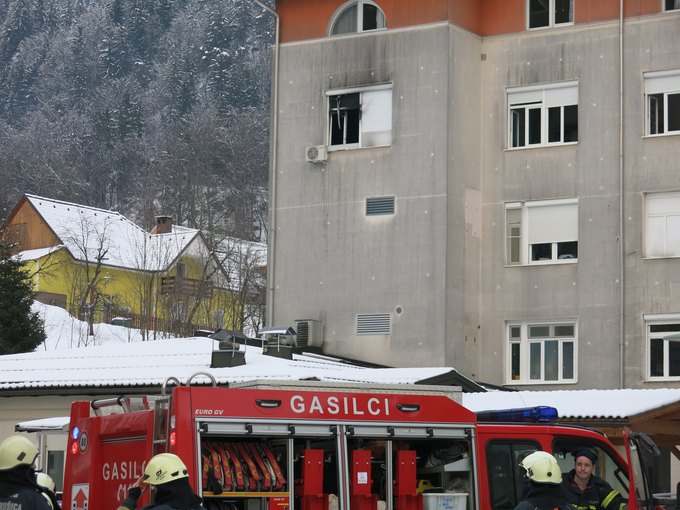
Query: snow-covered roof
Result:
<box><xmin>25</xmin><ymin>194</ymin><xmax>199</xmax><ymax>272</ymax></box>
<box><xmin>12</xmin><ymin>245</ymin><xmax>64</xmax><ymax>262</ymax></box>
<box><xmin>0</xmin><ymin>336</ymin><xmax>456</xmax><ymax>392</ymax></box>
<box><xmin>15</xmin><ymin>416</ymin><xmax>70</xmax><ymax>433</ymax></box>
<box><xmin>463</xmin><ymin>389</ymin><xmax>680</xmax><ymax>420</ymax></box>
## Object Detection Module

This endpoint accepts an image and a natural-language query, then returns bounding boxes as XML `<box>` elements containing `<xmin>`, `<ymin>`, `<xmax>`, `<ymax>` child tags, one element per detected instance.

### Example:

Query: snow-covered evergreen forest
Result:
<box><xmin>0</xmin><ymin>0</ymin><xmax>273</xmax><ymax>242</ymax></box>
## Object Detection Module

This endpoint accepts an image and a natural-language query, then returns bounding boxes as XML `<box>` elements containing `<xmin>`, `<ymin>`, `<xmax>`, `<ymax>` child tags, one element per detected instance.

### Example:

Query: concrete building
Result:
<box><xmin>266</xmin><ymin>0</ymin><xmax>680</xmax><ymax>390</ymax></box>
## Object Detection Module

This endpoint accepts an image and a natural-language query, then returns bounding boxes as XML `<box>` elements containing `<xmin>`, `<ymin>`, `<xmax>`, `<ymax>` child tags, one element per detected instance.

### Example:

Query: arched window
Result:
<box><xmin>329</xmin><ymin>1</ymin><xmax>386</xmax><ymax>36</ymax></box>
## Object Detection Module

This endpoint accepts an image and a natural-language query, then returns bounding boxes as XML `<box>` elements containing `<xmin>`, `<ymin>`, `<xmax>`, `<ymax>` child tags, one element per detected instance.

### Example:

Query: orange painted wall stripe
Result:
<box><xmin>275</xmin><ymin>0</ymin><xmax>665</xmax><ymax>44</ymax></box>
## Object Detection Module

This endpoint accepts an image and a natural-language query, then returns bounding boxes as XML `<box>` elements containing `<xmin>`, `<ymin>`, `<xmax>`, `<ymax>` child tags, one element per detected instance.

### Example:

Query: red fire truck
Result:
<box><xmin>62</xmin><ymin>378</ymin><xmax>663</xmax><ymax>510</ymax></box>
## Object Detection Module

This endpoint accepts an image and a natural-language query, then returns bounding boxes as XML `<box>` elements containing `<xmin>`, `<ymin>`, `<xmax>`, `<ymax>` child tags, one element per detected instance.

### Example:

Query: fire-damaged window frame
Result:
<box><xmin>505</xmin><ymin>198</ymin><xmax>578</xmax><ymax>266</ymax></box>
<box><xmin>664</xmin><ymin>0</ymin><xmax>680</xmax><ymax>11</ymax></box>
<box><xmin>507</xmin><ymin>81</ymin><xmax>578</xmax><ymax>149</ymax></box>
<box><xmin>644</xmin><ymin>191</ymin><xmax>680</xmax><ymax>258</ymax></box>
<box><xmin>644</xmin><ymin>69</ymin><xmax>680</xmax><ymax>136</ymax></box>
<box><xmin>645</xmin><ymin>314</ymin><xmax>680</xmax><ymax>380</ymax></box>
<box><xmin>328</xmin><ymin>0</ymin><xmax>387</xmax><ymax>36</ymax></box>
<box><xmin>507</xmin><ymin>319</ymin><xmax>578</xmax><ymax>385</ymax></box>
<box><xmin>527</xmin><ymin>0</ymin><xmax>574</xmax><ymax>29</ymax></box>
<box><xmin>326</xmin><ymin>83</ymin><xmax>392</xmax><ymax>151</ymax></box>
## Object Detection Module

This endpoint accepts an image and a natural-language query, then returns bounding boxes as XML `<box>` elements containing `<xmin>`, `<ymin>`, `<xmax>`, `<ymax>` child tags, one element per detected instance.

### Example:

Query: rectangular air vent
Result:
<box><xmin>357</xmin><ymin>313</ymin><xmax>391</xmax><ymax>335</ymax></box>
<box><xmin>366</xmin><ymin>196</ymin><xmax>395</xmax><ymax>216</ymax></box>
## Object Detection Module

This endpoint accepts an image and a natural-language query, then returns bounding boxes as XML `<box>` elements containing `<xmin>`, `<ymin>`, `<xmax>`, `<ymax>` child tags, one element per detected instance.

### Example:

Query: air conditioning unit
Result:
<box><xmin>305</xmin><ymin>145</ymin><xmax>327</xmax><ymax>163</ymax></box>
<box><xmin>295</xmin><ymin>319</ymin><xmax>323</xmax><ymax>347</ymax></box>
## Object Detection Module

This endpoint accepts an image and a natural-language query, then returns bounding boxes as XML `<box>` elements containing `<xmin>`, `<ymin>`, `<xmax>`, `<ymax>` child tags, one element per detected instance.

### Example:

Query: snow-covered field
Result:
<box><xmin>33</xmin><ymin>301</ymin><xmax>144</xmax><ymax>350</ymax></box>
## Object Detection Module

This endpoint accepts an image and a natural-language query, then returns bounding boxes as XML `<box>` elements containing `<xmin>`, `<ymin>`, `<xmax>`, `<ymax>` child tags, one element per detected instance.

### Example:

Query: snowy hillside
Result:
<box><xmin>33</xmin><ymin>301</ymin><xmax>143</xmax><ymax>350</ymax></box>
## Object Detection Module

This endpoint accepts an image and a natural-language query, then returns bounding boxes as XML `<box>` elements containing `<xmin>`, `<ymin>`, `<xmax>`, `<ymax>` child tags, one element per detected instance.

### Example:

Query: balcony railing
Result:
<box><xmin>161</xmin><ymin>276</ymin><xmax>214</xmax><ymax>299</ymax></box>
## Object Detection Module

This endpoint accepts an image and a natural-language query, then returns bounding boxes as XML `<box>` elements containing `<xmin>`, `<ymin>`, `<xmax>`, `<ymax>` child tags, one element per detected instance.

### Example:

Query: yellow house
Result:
<box><xmin>2</xmin><ymin>194</ymin><xmax>238</xmax><ymax>338</ymax></box>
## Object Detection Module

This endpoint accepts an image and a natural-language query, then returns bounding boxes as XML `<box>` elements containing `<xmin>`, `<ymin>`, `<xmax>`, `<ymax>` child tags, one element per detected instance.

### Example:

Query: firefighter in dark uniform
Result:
<box><xmin>515</xmin><ymin>451</ymin><xmax>574</xmax><ymax>510</ymax></box>
<box><xmin>562</xmin><ymin>448</ymin><xmax>627</xmax><ymax>510</ymax></box>
<box><xmin>0</xmin><ymin>435</ymin><xmax>52</xmax><ymax>510</ymax></box>
<box><xmin>117</xmin><ymin>453</ymin><xmax>205</xmax><ymax>510</ymax></box>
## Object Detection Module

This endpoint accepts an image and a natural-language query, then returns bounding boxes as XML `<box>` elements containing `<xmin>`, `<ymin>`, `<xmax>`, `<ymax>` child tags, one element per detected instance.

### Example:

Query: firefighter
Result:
<box><xmin>0</xmin><ymin>435</ymin><xmax>52</xmax><ymax>510</ymax></box>
<box><xmin>561</xmin><ymin>448</ymin><xmax>627</xmax><ymax>510</ymax></box>
<box><xmin>117</xmin><ymin>453</ymin><xmax>205</xmax><ymax>510</ymax></box>
<box><xmin>36</xmin><ymin>473</ymin><xmax>60</xmax><ymax>510</ymax></box>
<box><xmin>515</xmin><ymin>451</ymin><xmax>574</xmax><ymax>510</ymax></box>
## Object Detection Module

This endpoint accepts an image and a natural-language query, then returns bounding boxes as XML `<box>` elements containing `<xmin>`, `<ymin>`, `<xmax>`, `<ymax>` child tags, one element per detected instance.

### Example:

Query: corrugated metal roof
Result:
<box><xmin>0</xmin><ymin>337</ymin><xmax>458</xmax><ymax>393</ymax></box>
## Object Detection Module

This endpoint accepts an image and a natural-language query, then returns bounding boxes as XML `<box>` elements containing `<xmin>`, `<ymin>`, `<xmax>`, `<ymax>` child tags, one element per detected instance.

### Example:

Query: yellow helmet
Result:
<box><xmin>143</xmin><ymin>453</ymin><xmax>188</xmax><ymax>485</ymax></box>
<box><xmin>36</xmin><ymin>473</ymin><xmax>56</xmax><ymax>492</ymax></box>
<box><xmin>0</xmin><ymin>436</ymin><xmax>39</xmax><ymax>471</ymax></box>
<box><xmin>519</xmin><ymin>451</ymin><xmax>561</xmax><ymax>485</ymax></box>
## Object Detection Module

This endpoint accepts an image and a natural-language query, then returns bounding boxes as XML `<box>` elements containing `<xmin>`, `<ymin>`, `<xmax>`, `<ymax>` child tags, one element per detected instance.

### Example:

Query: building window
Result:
<box><xmin>357</xmin><ymin>313</ymin><xmax>391</xmax><ymax>335</ymax></box>
<box><xmin>366</xmin><ymin>196</ymin><xmax>395</xmax><ymax>216</ymax></box>
<box><xmin>327</xmin><ymin>84</ymin><xmax>392</xmax><ymax>150</ymax></box>
<box><xmin>645</xmin><ymin>314</ymin><xmax>680</xmax><ymax>380</ymax></box>
<box><xmin>176</xmin><ymin>261</ymin><xmax>187</xmax><ymax>278</ymax></box>
<box><xmin>645</xmin><ymin>191</ymin><xmax>680</xmax><ymax>258</ymax></box>
<box><xmin>508</xmin><ymin>81</ymin><xmax>578</xmax><ymax>148</ymax></box>
<box><xmin>329</xmin><ymin>1</ymin><xmax>386</xmax><ymax>36</ymax></box>
<box><xmin>505</xmin><ymin>198</ymin><xmax>578</xmax><ymax>266</ymax></box>
<box><xmin>644</xmin><ymin>70</ymin><xmax>680</xmax><ymax>136</ymax></box>
<box><xmin>507</xmin><ymin>320</ymin><xmax>577</xmax><ymax>384</ymax></box>
<box><xmin>528</xmin><ymin>0</ymin><xmax>573</xmax><ymax>29</ymax></box>
<box><xmin>664</xmin><ymin>0</ymin><xmax>680</xmax><ymax>11</ymax></box>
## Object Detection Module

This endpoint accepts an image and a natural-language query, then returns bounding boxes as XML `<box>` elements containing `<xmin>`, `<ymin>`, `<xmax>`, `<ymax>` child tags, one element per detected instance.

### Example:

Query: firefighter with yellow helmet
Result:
<box><xmin>515</xmin><ymin>451</ymin><xmax>575</xmax><ymax>510</ymax></box>
<box><xmin>36</xmin><ymin>472</ymin><xmax>60</xmax><ymax>510</ymax></box>
<box><xmin>0</xmin><ymin>435</ymin><xmax>52</xmax><ymax>509</ymax></box>
<box><xmin>117</xmin><ymin>453</ymin><xmax>205</xmax><ymax>510</ymax></box>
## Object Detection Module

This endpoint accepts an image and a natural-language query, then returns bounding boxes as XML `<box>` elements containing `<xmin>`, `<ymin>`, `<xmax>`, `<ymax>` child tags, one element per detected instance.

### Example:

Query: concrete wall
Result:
<box><xmin>273</xmin><ymin>24</ymin><xmax>474</xmax><ymax>367</ymax></box>
<box><xmin>272</xmin><ymin>9</ymin><xmax>680</xmax><ymax>388</ymax></box>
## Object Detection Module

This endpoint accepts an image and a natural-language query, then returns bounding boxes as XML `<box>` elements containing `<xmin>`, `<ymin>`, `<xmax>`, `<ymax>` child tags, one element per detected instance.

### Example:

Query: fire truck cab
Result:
<box><xmin>62</xmin><ymin>379</ymin><xmax>659</xmax><ymax>510</ymax></box>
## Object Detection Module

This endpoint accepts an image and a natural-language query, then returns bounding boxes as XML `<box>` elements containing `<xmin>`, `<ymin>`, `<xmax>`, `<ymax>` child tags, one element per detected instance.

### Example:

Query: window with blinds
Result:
<box><xmin>508</xmin><ymin>81</ymin><xmax>578</xmax><ymax>148</ymax></box>
<box><xmin>506</xmin><ymin>198</ymin><xmax>578</xmax><ymax>265</ymax></box>
<box><xmin>645</xmin><ymin>191</ymin><xmax>680</xmax><ymax>258</ymax></box>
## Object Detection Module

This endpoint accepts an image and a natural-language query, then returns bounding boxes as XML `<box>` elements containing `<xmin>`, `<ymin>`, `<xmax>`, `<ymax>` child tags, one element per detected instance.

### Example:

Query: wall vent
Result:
<box><xmin>356</xmin><ymin>314</ymin><xmax>391</xmax><ymax>335</ymax></box>
<box><xmin>366</xmin><ymin>196</ymin><xmax>395</xmax><ymax>216</ymax></box>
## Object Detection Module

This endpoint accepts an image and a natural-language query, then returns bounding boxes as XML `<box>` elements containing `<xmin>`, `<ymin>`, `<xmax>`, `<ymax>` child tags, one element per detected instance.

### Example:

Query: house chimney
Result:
<box><xmin>155</xmin><ymin>215</ymin><xmax>173</xmax><ymax>234</ymax></box>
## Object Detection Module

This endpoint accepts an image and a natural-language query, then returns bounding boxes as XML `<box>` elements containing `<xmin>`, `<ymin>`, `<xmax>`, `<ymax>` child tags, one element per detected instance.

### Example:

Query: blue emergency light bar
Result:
<box><xmin>476</xmin><ymin>406</ymin><xmax>558</xmax><ymax>423</ymax></box>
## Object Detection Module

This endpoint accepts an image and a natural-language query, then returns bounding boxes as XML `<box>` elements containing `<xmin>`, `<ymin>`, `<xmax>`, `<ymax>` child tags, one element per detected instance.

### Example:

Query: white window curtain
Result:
<box><xmin>361</xmin><ymin>89</ymin><xmax>392</xmax><ymax>147</ymax></box>
<box><xmin>527</xmin><ymin>202</ymin><xmax>578</xmax><ymax>245</ymax></box>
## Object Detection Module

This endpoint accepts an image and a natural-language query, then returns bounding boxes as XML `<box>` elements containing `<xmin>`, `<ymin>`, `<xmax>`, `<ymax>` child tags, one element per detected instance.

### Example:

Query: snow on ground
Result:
<box><xmin>33</xmin><ymin>301</ymin><xmax>143</xmax><ymax>350</ymax></box>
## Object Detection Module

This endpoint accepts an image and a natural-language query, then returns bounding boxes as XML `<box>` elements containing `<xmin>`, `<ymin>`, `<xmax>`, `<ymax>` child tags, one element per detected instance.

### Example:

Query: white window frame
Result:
<box><xmin>644</xmin><ymin>191</ymin><xmax>680</xmax><ymax>258</ymax></box>
<box><xmin>505</xmin><ymin>198</ymin><xmax>578</xmax><ymax>266</ymax></box>
<box><xmin>663</xmin><ymin>0</ymin><xmax>680</xmax><ymax>12</ymax></box>
<box><xmin>326</xmin><ymin>83</ymin><xmax>392</xmax><ymax>151</ymax></box>
<box><xmin>526</xmin><ymin>0</ymin><xmax>574</xmax><ymax>29</ymax></box>
<box><xmin>328</xmin><ymin>0</ymin><xmax>387</xmax><ymax>37</ymax></box>
<box><xmin>644</xmin><ymin>313</ymin><xmax>680</xmax><ymax>380</ymax></box>
<box><xmin>644</xmin><ymin>69</ymin><xmax>680</xmax><ymax>136</ymax></box>
<box><xmin>507</xmin><ymin>81</ymin><xmax>578</xmax><ymax>149</ymax></box>
<box><xmin>507</xmin><ymin>319</ymin><xmax>577</xmax><ymax>384</ymax></box>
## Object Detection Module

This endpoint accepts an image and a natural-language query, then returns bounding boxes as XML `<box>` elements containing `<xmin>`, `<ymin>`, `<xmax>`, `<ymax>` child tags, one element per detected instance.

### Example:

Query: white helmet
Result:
<box><xmin>0</xmin><ymin>436</ymin><xmax>39</xmax><ymax>471</ymax></box>
<box><xmin>519</xmin><ymin>451</ymin><xmax>562</xmax><ymax>485</ymax></box>
<box><xmin>143</xmin><ymin>453</ymin><xmax>188</xmax><ymax>485</ymax></box>
<box><xmin>36</xmin><ymin>473</ymin><xmax>56</xmax><ymax>492</ymax></box>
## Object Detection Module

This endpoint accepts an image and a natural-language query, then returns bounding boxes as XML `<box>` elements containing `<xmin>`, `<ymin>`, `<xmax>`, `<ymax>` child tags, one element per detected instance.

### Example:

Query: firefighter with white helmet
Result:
<box><xmin>117</xmin><ymin>453</ymin><xmax>205</xmax><ymax>510</ymax></box>
<box><xmin>36</xmin><ymin>472</ymin><xmax>60</xmax><ymax>510</ymax></box>
<box><xmin>515</xmin><ymin>451</ymin><xmax>575</xmax><ymax>510</ymax></box>
<box><xmin>0</xmin><ymin>435</ymin><xmax>52</xmax><ymax>509</ymax></box>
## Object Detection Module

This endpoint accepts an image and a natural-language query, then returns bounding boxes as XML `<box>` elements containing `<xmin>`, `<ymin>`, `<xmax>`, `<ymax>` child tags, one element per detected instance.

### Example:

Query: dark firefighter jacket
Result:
<box><xmin>561</xmin><ymin>470</ymin><xmax>627</xmax><ymax>510</ymax></box>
